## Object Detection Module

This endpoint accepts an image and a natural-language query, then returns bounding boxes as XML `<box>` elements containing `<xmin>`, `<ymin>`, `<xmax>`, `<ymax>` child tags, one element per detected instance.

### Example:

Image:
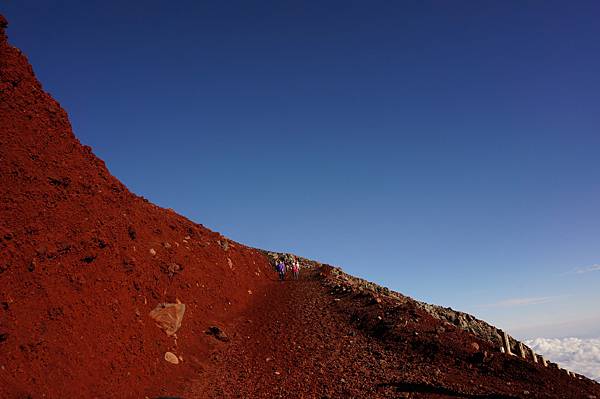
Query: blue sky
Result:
<box><xmin>3</xmin><ymin>1</ymin><xmax>599</xmax><ymax>339</ymax></box>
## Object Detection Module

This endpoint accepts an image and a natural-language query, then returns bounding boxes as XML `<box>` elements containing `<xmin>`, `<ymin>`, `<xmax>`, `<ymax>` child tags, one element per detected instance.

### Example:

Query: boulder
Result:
<box><xmin>149</xmin><ymin>302</ymin><xmax>186</xmax><ymax>336</ymax></box>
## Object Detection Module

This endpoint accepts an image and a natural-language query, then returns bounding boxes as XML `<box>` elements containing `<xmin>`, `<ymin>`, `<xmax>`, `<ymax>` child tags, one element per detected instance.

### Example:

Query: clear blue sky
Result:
<box><xmin>3</xmin><ymin>1</ymin><xmax>599</xmax><ymax>339</ymax></box>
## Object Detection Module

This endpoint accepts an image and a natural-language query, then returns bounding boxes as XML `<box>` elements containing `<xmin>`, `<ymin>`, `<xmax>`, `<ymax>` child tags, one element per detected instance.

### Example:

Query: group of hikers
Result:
<box><xmin>275</xmin><ymin>258</ymin><xmax>300</xmax><ymax>281</ymax></box>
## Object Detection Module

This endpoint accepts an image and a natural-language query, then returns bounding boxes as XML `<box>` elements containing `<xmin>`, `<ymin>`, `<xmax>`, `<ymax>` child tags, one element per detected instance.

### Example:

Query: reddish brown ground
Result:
<box><xmin>0</xmin><ymin>14</ymin><xmax>272</xmax><ymax>398</ymax></box>
<box><xmin>183</xmin><ymin>268</ymin><xmax>600</xmax><ymax>399</ymax></box>
<box><xmin>1</xmin><ymin>15</ymin><xmax>599</xmax><ymax>398</ymax></box>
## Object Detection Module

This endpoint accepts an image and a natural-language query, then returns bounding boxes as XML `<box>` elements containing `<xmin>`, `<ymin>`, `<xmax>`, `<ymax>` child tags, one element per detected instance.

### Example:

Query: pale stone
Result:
<box><xmin>518</xmin><ymin>342</ymin><xmax>526</xmax><ymax>358</ymax></box>
<box><xmin>149</xmin><ymin>302</ymin><xmax>186</xmax><ymax>336</ymax></box>
<box><xmin>531</xmin><ymin>348</ymin><xmax>538</xmax><ymax>363</ymax></box>
<box><xmin>502</xmin><ymin>331</ymin><xmax>514</xmax><ymax>356</ymax></box>
<box><xmin>164</xmin><ymin>351</ymin><xmax>179</xmax><ymax>364</ymax></box>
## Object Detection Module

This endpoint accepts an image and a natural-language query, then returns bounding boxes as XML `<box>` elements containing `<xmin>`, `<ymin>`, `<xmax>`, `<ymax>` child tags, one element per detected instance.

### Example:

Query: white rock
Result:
<box><xmin>164</xmin><ymin>352</ymin><xmax>179</xmax><ymax>364</ymax></box>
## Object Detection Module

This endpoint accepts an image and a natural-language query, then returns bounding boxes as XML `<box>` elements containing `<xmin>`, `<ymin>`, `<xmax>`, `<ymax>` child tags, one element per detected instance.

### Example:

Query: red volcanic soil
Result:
<box><xmin>1</xmin><ymin>15</ymin><xmax>600</xmax><ymax>398</ymax></box>
<box><xmin>0</xmin><ymin>14</ymin><xmax>271</xmax><ymax>398</ymax></box>
<box><xmin>190</xmin><ymin>267</ymin><xmax>600</xmax><ymax>398</ymax></box>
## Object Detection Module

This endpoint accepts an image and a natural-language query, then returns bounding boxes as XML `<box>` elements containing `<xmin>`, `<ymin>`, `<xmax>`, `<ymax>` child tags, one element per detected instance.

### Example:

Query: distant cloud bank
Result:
<box><xmin>524</xmin><ymin>337</ymin><xmax>600</xmax><ymax>382</ymax></box>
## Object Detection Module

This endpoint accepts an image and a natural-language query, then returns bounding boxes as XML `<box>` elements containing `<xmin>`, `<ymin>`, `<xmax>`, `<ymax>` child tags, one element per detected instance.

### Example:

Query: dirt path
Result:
<box><xmin>181</xmin><ymin>270</ymin><xmax>495</xmax><ymax>399</ymax></box>
<box><xmin>179</xmin><ymin>268</ymin><xmax>600</xmax><ymax>399</ymax></box>
<box><xmin>184</xmin><ymin>270</ymin><xmax>398</xmax><ymax>398</ymax></box>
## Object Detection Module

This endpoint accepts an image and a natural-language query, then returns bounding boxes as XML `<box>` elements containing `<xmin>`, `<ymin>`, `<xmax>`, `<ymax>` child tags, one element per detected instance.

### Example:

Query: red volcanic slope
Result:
<box><xmin>1</xmin><ymin>15</ymin><xmax>600</xmax><ymax>398</ymax></box>
<box><xmin>0</xmin><ymin>15</ymin><xmax>272</xmax><ymax>398</ymax></box>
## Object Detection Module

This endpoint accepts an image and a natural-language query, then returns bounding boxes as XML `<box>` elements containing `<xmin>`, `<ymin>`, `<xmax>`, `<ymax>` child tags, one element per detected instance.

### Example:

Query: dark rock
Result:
<box><xmin>471</xmin><ymin>351</ymin><xmax>488</xmax><ymax>364</ymax></box>
<box><xmin>81</xmin><ymin>255</ymin><xmax>96</xmax><ymax>264</ymax></box>
<box><xmin>127</xmin><ymin>226</ymin><xmax>136</xmax><ymax>240</ymax></box>
<box><xmin>48</xmin><ymin>176</ymin><xmax>71</xmax><ymax>187</ymax></box>
<box><xmin>206</xmin><ymin>326</ymin><xmax>229</xmax><ymax>342</ymax></box>
<box><xmin>123</xmin><ymin>257</ymin><xmax>135</xmax><ymax>273</ymax></box>
<box><xmin>47</xmin><ymin>307</ymin><xmax>64</xmax><ymax>320</ymax></box>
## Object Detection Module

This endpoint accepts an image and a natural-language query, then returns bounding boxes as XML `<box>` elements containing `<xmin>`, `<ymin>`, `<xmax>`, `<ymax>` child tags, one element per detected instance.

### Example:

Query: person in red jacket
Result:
<box><xmin>292</xmin><ymin>260</ymin><xmax>300</xmax><ymax>280</ymax></box>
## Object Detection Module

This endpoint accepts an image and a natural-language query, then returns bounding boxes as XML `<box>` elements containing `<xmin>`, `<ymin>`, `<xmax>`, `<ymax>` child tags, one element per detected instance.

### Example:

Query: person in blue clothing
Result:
<box><xmin>276</xmin><ymin>261</ymin><xmax>286</xmax><ymax>281</ymax></box>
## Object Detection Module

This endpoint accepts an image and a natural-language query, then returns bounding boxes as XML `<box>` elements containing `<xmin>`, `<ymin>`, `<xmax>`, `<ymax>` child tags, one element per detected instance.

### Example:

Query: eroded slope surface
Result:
<box><xmin>0</xmin><ymin>15</ymin><xmax>272</xmax><ymax>398</ymax></box>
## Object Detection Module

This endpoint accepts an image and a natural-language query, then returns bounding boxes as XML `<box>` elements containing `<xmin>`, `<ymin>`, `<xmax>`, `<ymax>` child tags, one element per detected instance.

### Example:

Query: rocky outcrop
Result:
<box><xmin>262</xmin><ymin>250</ymin><xmax>319</xmax><ymax>269</ymax></box>
<box><xmin>316</xmin><ymin>265</ymin><xmax>578</xmax><ymax>377</ymax></box>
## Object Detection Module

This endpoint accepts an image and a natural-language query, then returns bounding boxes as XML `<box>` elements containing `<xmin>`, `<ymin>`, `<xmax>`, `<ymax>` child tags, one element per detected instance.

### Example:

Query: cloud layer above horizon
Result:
<box><xmin>525</xmin><ymin>337</ymin><xmax>600</xmax><ymax>382</ymax></box>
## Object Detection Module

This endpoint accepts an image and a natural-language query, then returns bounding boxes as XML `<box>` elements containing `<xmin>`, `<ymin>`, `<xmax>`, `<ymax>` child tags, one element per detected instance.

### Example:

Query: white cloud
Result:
<box><xmin>574</xmin><ymin>264</ymin><xmax>600</xmax><ymax>274</ymax></box>
<box><xmin>524</xmin><ymin>337</ymin><xmax>600</xmax><ymax>382</ymax></box>
<box><xmin>478</xmin><ymin>296</ymin><xmax>557</xmax><ymax>308</ymax></box>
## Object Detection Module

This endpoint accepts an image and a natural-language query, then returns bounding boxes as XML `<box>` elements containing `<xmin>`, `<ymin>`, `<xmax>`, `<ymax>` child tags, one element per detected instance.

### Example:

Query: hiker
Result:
<box><xmin>276</xmin><ymin>261</ymin><xmax>286</xmax><ymax>281</ymax></box>
<box><xmin>292</xmin><ymin>260</ymin><xmax>300</xmax><ymax>280</ymax></box>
